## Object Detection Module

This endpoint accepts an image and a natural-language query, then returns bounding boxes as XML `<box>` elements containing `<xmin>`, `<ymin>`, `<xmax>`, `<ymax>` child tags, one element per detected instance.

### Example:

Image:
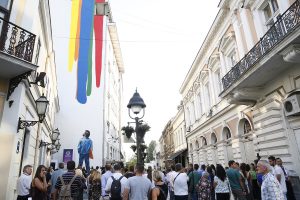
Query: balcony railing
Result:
<box><xmin>0</xmin><ymin>17</ymin><xmax>36</xmax><ymax>63</ymax></box>
<box><xmin>222</xmin><ymin>0</ymin><xmax>300</xmax><ymax>91</ymax></box>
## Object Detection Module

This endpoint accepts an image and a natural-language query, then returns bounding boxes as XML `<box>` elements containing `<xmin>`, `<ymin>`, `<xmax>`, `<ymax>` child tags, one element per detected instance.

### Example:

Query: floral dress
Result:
<box><xmin>197</xmin><ymin>176</ymin><xmax>211</xmax><ymax>200</ymax></box>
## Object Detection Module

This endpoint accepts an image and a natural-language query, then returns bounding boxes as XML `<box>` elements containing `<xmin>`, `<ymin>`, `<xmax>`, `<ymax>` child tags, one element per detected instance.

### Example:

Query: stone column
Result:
<box><xmin>199</xmin><ymin>148</ymin><xmax>207</xmax><ymax>165</ymax></box>
<box><xmin>231</xmin><ymin>138</ymin><xmax>246</xmax><ymax>163</ymax></box>
<box><xmin>217</xmin><ymin>142</ymin><xmax>227</xmax><ymax>167</ymax></box>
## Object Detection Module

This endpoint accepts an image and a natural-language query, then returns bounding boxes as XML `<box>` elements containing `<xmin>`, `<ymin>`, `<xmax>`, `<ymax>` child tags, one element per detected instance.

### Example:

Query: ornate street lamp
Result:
<box><xmin>127</xmin><ymin>89</ymin><xmax>146</xmax><ymax>165</ymax></box>
<box><xmin>17</xmin><ymin>94</ymin><xmax>49</xmax><ymax>132</ymax></box>
<box><xmin>39</xmin><ymin>129</ymin><xmax>61</xmax><ymax>154</ymax></box>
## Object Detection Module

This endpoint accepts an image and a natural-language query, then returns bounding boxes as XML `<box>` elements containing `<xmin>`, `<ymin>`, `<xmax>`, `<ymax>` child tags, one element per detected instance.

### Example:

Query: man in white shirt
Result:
<box><xmin>173</xmin><ymin>163</ymin><xmax>189</xmax><ymax>200</ymax></box>
<box><xmin>17</xmin><ymin>165</ymin><xmax>33</xmax><ymax>200</ymax></box>
<box><xmin>268</xmin><ymin>156</ymin><xmax>276</xmax><ymax>175</ymax></box>
<box><xmin>102</xmin><ymin>164</ymin><xmax>113</xmax><ymax>199</ymax></box>
<box><xmin>105</xmin><ymin>163</ymin><xmax>129</xmax><ymax>200</ymax></box>
<box><xmin>275</xmin><ymin>158</ymin><xmax>287</xmax><ymax>199</ymax></box>
<box><xmin>166</xmin><ymin>165</ymin><xmax>177</xmax><ymax>200</ymax></box>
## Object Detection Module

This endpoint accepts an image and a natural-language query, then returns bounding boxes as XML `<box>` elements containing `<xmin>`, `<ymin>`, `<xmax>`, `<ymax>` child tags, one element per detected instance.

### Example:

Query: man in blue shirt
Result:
<box><xmin>77</xmin><ymin>130</ymin><xmax>93</xmax><ymax>174</ymax></box>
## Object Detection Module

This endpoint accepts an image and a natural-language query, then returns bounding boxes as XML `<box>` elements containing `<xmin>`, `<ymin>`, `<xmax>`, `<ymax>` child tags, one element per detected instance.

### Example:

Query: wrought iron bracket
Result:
<box><xmin>17</xmin><ymin>117</ymin><xmax>38</xmax><ymax>133</ymax></box>
<box><xmin>7</xmin><ymin>71</ymin><xmax>32</xmax><ymax>101</ymax></box>
<box><xmin>39</xmin><ymin>140</ymin><xmax>52</xmax><ymax>148</ymax></box>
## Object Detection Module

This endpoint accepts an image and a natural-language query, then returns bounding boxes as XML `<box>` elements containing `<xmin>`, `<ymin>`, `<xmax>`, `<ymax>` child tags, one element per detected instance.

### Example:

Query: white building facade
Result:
<box><xmin>180</xmin><ymin>0</ymin><xmax>300</xmax><ymax>176</ymax></box>
<box><xmin>0</xmin><ymin>0</ymin><xmax>59</xmax><ymax>199</ymax></box>
<box><xmin>53</xmin><ymin>2</ymin><xmax>124</xmax><ymax>167</ymax></box>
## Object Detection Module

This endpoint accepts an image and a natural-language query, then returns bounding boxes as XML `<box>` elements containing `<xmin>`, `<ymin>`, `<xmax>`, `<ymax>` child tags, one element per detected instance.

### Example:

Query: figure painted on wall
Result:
<box><xmin>77</xmin><ymin>130</ymin><xmax>93</xmax><ymax>174</ymax></box>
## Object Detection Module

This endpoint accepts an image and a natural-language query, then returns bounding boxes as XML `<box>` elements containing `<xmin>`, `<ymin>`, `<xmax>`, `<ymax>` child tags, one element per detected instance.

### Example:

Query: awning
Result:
<box><xmin>168</xmin><ymin>149</ymin><xmax>187</xmax><ymax>160</ymax></box>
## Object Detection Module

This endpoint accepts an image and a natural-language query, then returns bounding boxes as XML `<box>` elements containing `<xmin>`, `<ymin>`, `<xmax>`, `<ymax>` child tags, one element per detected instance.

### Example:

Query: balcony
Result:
<box><xmin>0</xmin><ymin>17</ymin><xmax>37</xmax><ymax>79</ymax></box>
<box><xmin>220</xmin><ymin>0</ymin><xmax>300</xmax><ymax>104</ymax></box>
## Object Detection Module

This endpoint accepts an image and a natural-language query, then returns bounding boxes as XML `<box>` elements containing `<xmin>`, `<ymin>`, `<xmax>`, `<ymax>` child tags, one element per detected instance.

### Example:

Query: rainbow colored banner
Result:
<box><xmin>69</xmin><ymin>0</ymin><xmax>105</xmax><ymax>104</ymax></box>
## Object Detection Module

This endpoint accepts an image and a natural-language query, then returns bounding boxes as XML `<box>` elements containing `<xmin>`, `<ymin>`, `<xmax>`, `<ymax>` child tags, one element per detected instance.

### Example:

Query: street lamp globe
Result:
<box><xmin>36</xmin><ymin>94</ymin><xmax>49</xmax><ymax>122</ymax></box>
<box><xmin>51</xmin><ymin>128</ymin><xmax>60</xmax><ymax>143</ymax></box>
<box><xmin>127</xmin><ymin>90</ymin><xmax>146</xmax><ymax>115</ymax></box>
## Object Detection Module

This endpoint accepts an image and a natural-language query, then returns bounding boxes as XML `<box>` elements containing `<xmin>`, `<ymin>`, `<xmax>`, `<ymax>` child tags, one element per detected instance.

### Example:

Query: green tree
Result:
<box><xmin>127</xmin><ymin>155</ymin><xmax>137</xmax><ymax>167</ymax></box>
<box><xmin>146</xmin><ymin>140</ymin><xmax>156</xmax><ymax>163</ymax></box>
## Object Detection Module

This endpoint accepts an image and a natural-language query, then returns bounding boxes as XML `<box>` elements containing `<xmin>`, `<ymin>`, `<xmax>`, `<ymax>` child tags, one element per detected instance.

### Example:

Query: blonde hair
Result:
<box><xmin>93</xmin><ymin>171</ymin><xmax>101</xmax><ymax>183</ymax></box>
<box><xmin>75</xmin><ymin>169</ymin><xmax>83</xmax><ymax>177</ymax></box>
<box><xmin>152</xmin><ymin>170</ymin><xmax>162</xmax><ymax>182</ymax></box>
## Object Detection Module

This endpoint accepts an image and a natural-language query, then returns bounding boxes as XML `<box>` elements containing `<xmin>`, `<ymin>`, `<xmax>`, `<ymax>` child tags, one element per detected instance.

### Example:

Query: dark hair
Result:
<box><xmin>228</xmin><ymin>160</ymin><xmax>235</xmax><ymax>167</ymax></box>
<box><xmin>268</xmin><ymin>156</ymin><xmax>275</xmax><ymax>161</ymax></box>
<box><xmin>105</xmin><ymin>164</ymin><xmax>111</xmax><ymax>171</ymax></box>
<box><xmin>85</xmin><ymin>130</ymin><xmax>90</xmax><ymax>138</ymax></box>
<box><xmin>207</xmin><ymin>166</ymin><xmax>213</xmax><ymax>174</ymax></box>
<box><xmin>96</xmin><ymin>166</ymin><xmax>99</xmax><ymax>170</ymax></box>
<box><xmin>147</xmin><ymin>167</ymin><xmax>152</xmax><ymax>182</ymax></box>
<box><xmin>245</xmin><ymin>164</ymin><xmax>251</xmax><ymax>171</ymax></box>
<box><xmin>34</xmin><ymin>165</ymin><xmax>46</xmax><ymax>180</ymax></box>
<box><xmin>175</xmin><ymin>163</ymin><xmax>182</xmax><ymax>172</ymax></box>
<box><xmin>58</xmin><ymin>163</ymin><xmax>64</xmax><ymax>169</ymax></box>
<box><xmin>171</xmin><ymin>165</ymin><xmax>175</xmax><ymax>171</ymax></box>
<box><xmin>114</xmin><ymin>164</ymin><xmax>121</xmax><ymax>171</ymax></box>
<box><xmin>135</xmin><ymin>163</ymin><xmax>144</xmax><ymax>174</ymax></box>
<box><xmin>129</xmin><ymin>165</ymin><xmax>134</xmax><ymax>172</ymax></box>
<box><xmin>67</xmin><ymin>161</ymin><xmax>76</xmax><ymax>170</ymax></box>
<box><xmin>210</xmin><ymin>164</ymin><xmax>216</xmax><ymax>171</ymax></box>
<box><xmin>194</xmin><ymin>164</ymin><xmax>199</xmax><ymax>170</ymax></box>
<box><xmin>216</xmin><ymin>164</ymin><xmax>226</xmax><ymax>182</ymax></box>
<box><xmin>201</xmin><ymin>164</ymin><xmax>206</xmax><ymax>170</ymax></box>
<box><xmin>240</xmin><ymin>163</ymin><xmax>247</xmax><ymax>178</ymax></box>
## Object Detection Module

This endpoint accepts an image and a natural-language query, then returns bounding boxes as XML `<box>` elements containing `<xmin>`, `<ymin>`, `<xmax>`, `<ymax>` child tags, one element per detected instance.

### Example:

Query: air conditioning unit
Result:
<box><xmin>284</xmin><ymin>94</ymin><xmax>300</xmax><ymax>116</ymax></box>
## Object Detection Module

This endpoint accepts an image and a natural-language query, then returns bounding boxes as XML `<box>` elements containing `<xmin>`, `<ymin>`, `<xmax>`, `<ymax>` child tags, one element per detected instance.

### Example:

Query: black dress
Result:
<box><xmin>31</xmin><ymin>185</ymin><xmax>47</xmax><ymax>200</ymax></box>
<box><xmin>155</xmin><ymin>183</ymin><xmax>168</xmax><ymax>200</ymax></box>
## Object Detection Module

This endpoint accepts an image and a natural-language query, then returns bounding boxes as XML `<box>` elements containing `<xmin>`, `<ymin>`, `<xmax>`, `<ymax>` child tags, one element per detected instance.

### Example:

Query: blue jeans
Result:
<box><xmin>79</xmin><ymin>153</ymin><xmax>90</xmax><ymax>174</ymax></box>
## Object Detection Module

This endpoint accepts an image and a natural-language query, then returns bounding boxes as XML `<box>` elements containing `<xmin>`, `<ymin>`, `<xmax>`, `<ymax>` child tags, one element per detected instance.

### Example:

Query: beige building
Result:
<box><xmin>180</xmin><ymin>0</ymin><xmax>300</xmax><ymax>177</ymax></box>
<box><xmin>0</xmin><ymin>0</ymin><xmax>59</xmax><ymax>199</ymax></box>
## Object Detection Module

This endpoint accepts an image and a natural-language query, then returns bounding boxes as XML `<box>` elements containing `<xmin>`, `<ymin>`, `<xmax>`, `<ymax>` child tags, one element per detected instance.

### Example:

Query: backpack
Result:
<box><xmin>58</xmin><ymin>175</ymin><xmax>77</xmax><ymax>200</ymax></box>
<box><xmin>110</xmin><ymin>176</ymin><xmax>123</xmax><ymax>200</ymax></box>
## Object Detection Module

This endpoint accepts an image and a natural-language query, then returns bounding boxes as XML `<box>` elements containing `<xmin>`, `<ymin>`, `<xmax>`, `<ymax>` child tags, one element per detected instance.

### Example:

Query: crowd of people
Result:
<box><xmin>16</xmin><ymin>156</ymin><xmax>295</xmax><ymax>200</ymax></box>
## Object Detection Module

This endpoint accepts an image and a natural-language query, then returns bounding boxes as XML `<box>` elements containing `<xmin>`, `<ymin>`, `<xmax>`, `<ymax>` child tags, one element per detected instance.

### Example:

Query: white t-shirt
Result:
<box><xmin>214</xmin><ymin>176</ymin><xmax>230</xmax><ymax>193</ymax></box>
<box><xmin>17</xmin><ymin>173</ymin><xmax>32</xmax><ymax>196</ymax></box>
<box><xmin>173</xmin><ymin>172</ymin><xmax>188</xmax><ymax>196</ymax></box>
<box><xmin>274</xmin><ymin>165</ymin><xmax>287</xmax><ymax>193</ymax></box>
<box><xmin>105</xmin><ymin>172</ymin><xmax>129</xmax><ymax>197</ymax></box>
<box><xmin>166</xmin><ymin>171</ymin><xmax>177</xmax><ymax>190</ymax></box>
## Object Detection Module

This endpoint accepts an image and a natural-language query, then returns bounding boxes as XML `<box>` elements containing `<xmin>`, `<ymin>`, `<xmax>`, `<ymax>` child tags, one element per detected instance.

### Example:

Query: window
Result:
<box><xmin>229</xmin><ymin>51</ymin><xmax>237</xmax><ymax>67</ymax></box>
<box><xmin>0</xmin><ymin>0</ymin><xmax>11</xmax><ymax>21</ymax></box>
<box><xmin>205</xmin><ymin>83</ymin><xmax>211</xmax><ymax>109</ymax></box>
<box><xmin>190</xmin><ymin>101</ymin><xmax>196</xmax><ymax>124</ymax></box>
<box><xmin>263</xmin><ymin>0</ymin><xmax>279</xmax><ymax>27</ymax></box>
<box><xmin>244</xmin><ymin>120</ymin><xmax>252</xmax><ymax>134</ymax></box>
<box><xmin>197</xmin><ymin>93</ymin><xmax>202</xmax><ymax>117</ymax></box>
<box><xmin>34</xmin><ymin>39</ymin><xmax>41</xmax><ymax>65</ymax></box>
<box><xmin>0</xmin><ymin>0</ymin><xmax>10</xmax><ymax>9</ymax></box>
<box><xmin>215</xmin><ymin>70</ymin><xmax>222</xmax><ymax>97</ymax></box>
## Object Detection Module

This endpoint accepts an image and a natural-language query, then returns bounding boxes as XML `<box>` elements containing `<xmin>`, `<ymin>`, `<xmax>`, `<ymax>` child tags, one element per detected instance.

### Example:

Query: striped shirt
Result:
<box><xmin>55</xmin><ymin>171</ymin><xmax>82</xmax><ymax>197</ymax></box>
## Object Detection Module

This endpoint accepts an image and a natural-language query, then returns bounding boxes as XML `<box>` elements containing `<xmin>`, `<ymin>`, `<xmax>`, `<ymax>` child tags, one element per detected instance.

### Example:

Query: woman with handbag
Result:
<box><xmin>214</xmin><ymin>164</ymin><xmax>231</xmax><ymax>200</ymax></box>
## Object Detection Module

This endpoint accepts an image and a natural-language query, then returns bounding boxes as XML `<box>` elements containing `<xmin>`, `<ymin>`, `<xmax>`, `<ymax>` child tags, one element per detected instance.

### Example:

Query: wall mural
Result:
<box><xmin>68</xmin><ymin>0</ymin><xmax>104</xmax><ymax>104</ymax></box>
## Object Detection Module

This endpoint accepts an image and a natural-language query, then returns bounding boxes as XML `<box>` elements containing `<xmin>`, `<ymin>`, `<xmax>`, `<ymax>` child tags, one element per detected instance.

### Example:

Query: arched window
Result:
<box><xmin>211</xmin><ymin>133</ymin><xmax>217</xmax><ymax>144</ymax></box>
<box><xmin>244</xmin><ymin>120</ymin><xmax>252</xmax><ymax>134</ymax></box>
<box><xmin>201</xmin><ymin>137</ymin><xmax>207</xmax><ymax>146</ymax></box>
<box><xmin>223</xmin><ymin>127</ymin><xmax>231</xmax><ymax>140</ymax></box>
<box><xmin>196</xmin><ymin>140</ymin><xmax>200</xmax><ymax>149</ymax></box>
